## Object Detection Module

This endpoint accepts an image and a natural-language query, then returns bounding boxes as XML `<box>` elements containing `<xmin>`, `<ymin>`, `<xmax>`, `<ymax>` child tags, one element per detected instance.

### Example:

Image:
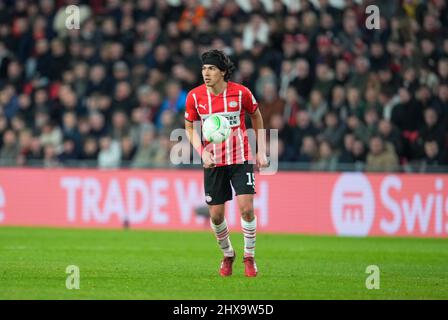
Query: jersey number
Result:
<box><xmin>246</xmin><ymin>173</ymin><xmax>255</xmax><ymax>188</ymax></box>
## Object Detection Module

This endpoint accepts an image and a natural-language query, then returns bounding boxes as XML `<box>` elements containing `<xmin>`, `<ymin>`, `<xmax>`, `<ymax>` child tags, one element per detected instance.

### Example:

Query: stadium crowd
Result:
<box><xmin>0</xmin><ymin>0</ymin><xmax>447</xmax><ymax>172</ymax></box>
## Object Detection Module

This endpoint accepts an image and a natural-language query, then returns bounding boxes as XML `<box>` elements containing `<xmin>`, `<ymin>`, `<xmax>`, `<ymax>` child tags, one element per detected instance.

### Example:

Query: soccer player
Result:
<box><xmin>185</xmin><ymin>50</ymin><xmax>268</xmax><ymax>277</ymax></box>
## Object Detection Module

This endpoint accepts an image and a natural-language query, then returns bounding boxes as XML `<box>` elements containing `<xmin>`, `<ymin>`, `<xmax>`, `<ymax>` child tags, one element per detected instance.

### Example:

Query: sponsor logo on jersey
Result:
<box><xmin>201</xmin><ymin>111</ymin><xmax>241</xmax><ymax>128</ymax></box>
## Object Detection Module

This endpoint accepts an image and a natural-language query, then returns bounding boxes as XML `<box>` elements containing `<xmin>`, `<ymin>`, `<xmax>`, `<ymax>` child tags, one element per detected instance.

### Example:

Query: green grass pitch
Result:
<box><xmin>0</xmin><ymin>227</ymin><xmax>447</xmax><ymax>299</ymax></box>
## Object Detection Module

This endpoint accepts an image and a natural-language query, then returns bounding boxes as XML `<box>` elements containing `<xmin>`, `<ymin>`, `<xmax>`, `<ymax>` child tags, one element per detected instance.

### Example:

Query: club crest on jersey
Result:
<box><xmin>228</xmin><ymin>101</ymin><xmax>238</xmax><ymax>108</ymax></box>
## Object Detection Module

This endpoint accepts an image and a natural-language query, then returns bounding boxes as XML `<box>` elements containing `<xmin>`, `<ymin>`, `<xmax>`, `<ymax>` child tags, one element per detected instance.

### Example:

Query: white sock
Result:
<box><xmin>210</xmin><ymin>218</ymin><xmax>234</xmax><ymax>257</ymax></box>
<box><xmin>241</xmin><ymin>216</ymin><xmax>257</xmax><ymax>258</ymax></box>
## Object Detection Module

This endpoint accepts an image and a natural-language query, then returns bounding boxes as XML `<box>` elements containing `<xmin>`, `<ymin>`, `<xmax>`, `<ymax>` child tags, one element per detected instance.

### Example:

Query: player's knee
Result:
<box><xmin>210</xmin><ymin>214</ymin><xmax>225</xmax><ymax>225</ymax></box>
<box><xmin>240</xmin><ymin>206</ymin><xmax>254</xmax><ymax>221</ymax></box>
<box><xmin>209</xmin><ymin>207</ymin><xmax>225</xmax><ymax>224</ymax></box>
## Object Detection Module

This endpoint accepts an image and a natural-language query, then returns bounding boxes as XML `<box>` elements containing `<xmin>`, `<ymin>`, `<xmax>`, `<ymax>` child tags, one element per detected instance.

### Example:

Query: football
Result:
<box><xmin>202</xmin><ymin>114</ymin><xmax>231</xmax><ymax>144</ymax></box>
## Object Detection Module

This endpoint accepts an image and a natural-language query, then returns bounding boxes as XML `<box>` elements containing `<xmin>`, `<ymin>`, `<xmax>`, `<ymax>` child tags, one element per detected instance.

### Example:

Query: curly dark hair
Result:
<box><xmin>201</xmin><ymin>49</ymin><xmax>236</xmax><ymax>81</ymax></box>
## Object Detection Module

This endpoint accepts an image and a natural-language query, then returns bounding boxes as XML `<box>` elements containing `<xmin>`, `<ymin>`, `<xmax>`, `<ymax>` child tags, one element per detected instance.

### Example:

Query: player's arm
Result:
<box><xmin>248</xmin><ymin>108</ymin><xmax>269</xmax><ymax>168</ymax></box>
<box><xmin>184</xmin><ymin>119</ymin><xmax>202</xmax><ymax>156</ymax></box>
<box><xmin>243</xmin><ymin>86</ymin><xmax>268</xmax><ymax>169</ymax></box>
<box><xmin>185</xmin><ymin>120</ymin><xmax>215</xmax><ymax>168</ymax></box>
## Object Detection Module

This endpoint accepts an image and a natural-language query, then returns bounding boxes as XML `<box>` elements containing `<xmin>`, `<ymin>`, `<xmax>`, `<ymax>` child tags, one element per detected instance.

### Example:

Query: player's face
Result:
<box><xmin>202</xmin><ymin>64</ymin><xmax>225</xmax><ymax>87</ymax></box>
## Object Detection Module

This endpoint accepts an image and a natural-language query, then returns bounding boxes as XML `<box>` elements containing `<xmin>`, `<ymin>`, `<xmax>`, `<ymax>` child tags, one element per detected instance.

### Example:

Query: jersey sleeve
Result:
<box><xmin>184</xmin><ymin>91</ymin><xmax>200</xmax><ymax>122</ymax></box>
<box><xmin>242</xmin><ymin>86</ymin><xmax>258</xmax><ymax>114</ymax></box>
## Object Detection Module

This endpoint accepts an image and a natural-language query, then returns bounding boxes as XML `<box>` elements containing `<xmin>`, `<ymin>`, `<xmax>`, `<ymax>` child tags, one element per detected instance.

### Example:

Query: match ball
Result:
<box><xmin>202</xmin><ymin>114</ymin><xmax>231</xmax><ymax>144</ymax></box>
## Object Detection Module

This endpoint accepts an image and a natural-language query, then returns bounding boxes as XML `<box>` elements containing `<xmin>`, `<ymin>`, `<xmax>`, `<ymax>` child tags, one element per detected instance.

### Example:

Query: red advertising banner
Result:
<box><xmin>0</xmin><ymin>168</ymin><xmax>447</xmax><ymax>237</ymax></box>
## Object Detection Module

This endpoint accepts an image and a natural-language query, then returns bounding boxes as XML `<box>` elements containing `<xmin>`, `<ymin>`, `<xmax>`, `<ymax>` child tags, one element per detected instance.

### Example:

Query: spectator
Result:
<box><xmin>329</xmin><ymin>85</ymin><xmax>348</xmax><ymax>119</ymax></box>
<box><xmin>419</xmin><ymin>107</ymin><xmax>445</xmax><ymax>147</ymax></box>
<box><xmin>110</xmin><ymin>110</ymin><xmax>130</xmax><ymax>141</ymax></box>
<box><xmin>43</xmin><ymin>144</ymin><xmax>60</xmax><ymax>168</ymax></box>
<box><xmin>380</xmin><ymin>87</ymin><xmax>400</xmax><ymax>121</ymax></box>
<box><xmin>89</xmin><ymin>112</ymin><xmax>108</xmax><ymax>140</ymax></box>
<box><xmin>235</xmin><ymin>58</ymin><xmax>257</xmax><ymax>93</ymax></box>
<box><xmin>295</xmin><ymin>135</ymin><xmax>318</xmax><ymax>164</ymax></box>
<box><xmin>295</xmin><ymin>33</ymin><xmax>314</xmax><ymax>67</ymax></box>
<box><xmin>364</xmin><ymin>107</ymin><xmax>380</xmax><ymax>143</ymax></box>
<box><xmin>351</xmin><ymin>138</ymin><xmax>367</xmax><ymax>169</ymax></box>
<box><xmin>25</xmin><ymin>136</ymin><xmax>43</xmax><ymax>165</ymax></box>
<box><xmin>17</xmin><ymin>129</ymin><xmax>33</xmax><ymax>166</ymax></box>
<box><xmin>418</xmin><ymin>140</ymin><xmax>447</xmax><ymax>172</ymax></box>
<box><xmin>178</xmin><ymin>0</ymin><xmax>206</xmax><ymax>33</ymax></box>
<box><xmin>156</xmin><ymin>80</ymin><xmax>187</xmax><ymax>128</ymax></box>
<box><xmin>311</xmin><ymin>140</ymin><xmax>338</xmax><ymax>171</ymax></box>
<box><xmin>49</xmin><ymin>38</ymin><xmax>69</xmax><ymax>81</ymax></box>
<box><xmin>98</xmin><ymin>136</ymin><xmax>121</xmax><ymax>168</ymax></box>
<box><xmin>111</xmin><ymin>81</ymin><xmax>137</xmax><ymax>115</ymax></box>
<box><xmin>378</xmin><ymin>119</ymin><xmax>403</xmax><ymax>158</ymax></box>
<box><xmin>369</xmin><ymin>41</ymin><xmax>389</xmax><ymax>71</ymax></box>
<box><xmin>6</xmin><ymin>59</ymin><xmax>24</xmax><ymax>92</ymax></box>
<box><xmin>282</xmin><ymin>87</ymin><xmax>301</xmax><ymax>127</ymax></box>
<box><xmin>129</xmin><ymin>107</ymin><xmax>155</xmax><ymax>146</ymax></box>
<box><xmin>366</xmin><ymin>135</ymin><xmax>399</xmax><ymax>172</ymax></box>
<box><xmin>255</xmin><ymin>66</ymin><xmax>276</xmax><ymax>99</ymax></box>
<box><xmin>58</xmin><ymin>138</ymin><xmax>79</xmax><ymax>164</ymax></box>
<box><xmin>364</xmin><ymin>87</ymin><xmax>381</xmax><ymax>114</ymax></box>
<box><xmin>377</xmin><ymin>65</ymin><xmax>401</xmax><ymax>94</ymax></box>
<box><xmin>348</xmin><ymin>56</ymin><xmax>370</xmax><ymax>94</ymax></box>
<box><xmin>259</xmin><ymin>82</ymin><xmax>285</xmax><ymax>130</ymax></box>
<box><xmin>402</xmin><ymin>66</ymin><xmax>420</xmax><ymax>93</ymax></box>
<box><xmin>120</xmin><ymin>136</ymin><xmax>136</xmax><ymax>166</ymax></box>
<box><xmin>307</xmin><ymin>90</ymin><xmax>328</xmax><ymax>129</ymax></box>
<box><xmin>80</xmin><ymin>137</ymin><xmax>98</xmax><ymax>165</ymax></box>
<box><xmin>242</xmin><ymin>14</ymin><xmax>269</xmax><ymax>50</ymax></box>
<box><xmin>152</xmin><ymin>133</ymin><xmax>171</xmax><ymax>167</ymax></box>
<box><xmin>151</xmin><ymin>45</ymin><xmax>172</xmax><ymax>74</ymax></box>
<box><xmin>72</xmin><ymin>62</ymin><xmax>89</xmax><ymax>98</ymax></box>
<box><xmin>437</xmin><ymin>58</ymin><xmax>448</xmax><ymax>83</ymax></box>
<box><xmin>87</xmin><ymin>64</ymin><xmax>111</xmax><ymax>96</ymax></box>
<box><xmin>290</xmin><ymin>59</ymin><xmax>313</xmax><ymax>101</ymax></box>
<box><xmin>62</xmin><ymin>112</ymin><xmax>82</xmax><ymax>152</ymax></box>
<box><xmin>0</xmin><ymin>129</ymin><xmax>18</xmax><ymax>166</ymax></box>
<box><xmin>269</xmin><ymin>113</ymin><xmax>295</xmax><ymax>161</ymax></box>
<box><xmin>10</xmin><ymin>115</ymin><xmax>26</xmax><ymax>133</ymax></box>
<box><xmin>16</xmin><ymin>94</ymin><xmax>33</xmax><ymax>128</ymax></box>
<box><xmin>346</xmin><ymin>86</ymin><xmax>365</xmax><ymax>120</ymax></box>
<box><xmin>112</xmin><ymin>61</ymin><xmax>130</xmax><ymax>84</ymax></box>
<box><xmin>312</xmin><ymin>63</ymin><xmax>334</xmax><ymax>98</ymax></box>
<box><xmin>281</xmin><ymin>35</ymin><xmax>298</xmax><ymax>61</ymax></box>
<box><xmin>334</xmin><ymin>59</ymin><xmax>350</xmax><ymax>86</ymax></box>
<box><xmin>291</xmin><ymin>110</ymin><xmax>320</xmax><ymax>154</ymax></box>
<box><xmin>391</xmin><ymin>87</ymin><xmax>422</xmax><ymax>132</ymax></box>
<box><xmin>433</xmin><ymin>83</ymin><xmax>448</xmax><ymax>130</ymax></box>
<box><xmin>318</xmin><ymin>111</ymin><xmax>345</xmax><ymax>148</ymax></box>
<box><xmin>40</xmin><ymin>121</ymin><xmax>62</xmax><ymax>152</ymax></box>
<box><xmin>132</xmin><ymin>129</ymin><xmax>158</xmax><ymax>168</ymax></box>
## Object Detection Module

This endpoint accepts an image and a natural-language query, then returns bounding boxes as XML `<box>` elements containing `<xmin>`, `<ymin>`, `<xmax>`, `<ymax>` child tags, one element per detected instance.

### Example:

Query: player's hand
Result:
<box><xmin>256</xmin><ymin>152</ymin><xmax>269</xmax><ymax>169</ymax></box>
<box><xmin>202</xmin><ymin>150</ymin><xmax>216</xmax><ymax>168</ymax></box>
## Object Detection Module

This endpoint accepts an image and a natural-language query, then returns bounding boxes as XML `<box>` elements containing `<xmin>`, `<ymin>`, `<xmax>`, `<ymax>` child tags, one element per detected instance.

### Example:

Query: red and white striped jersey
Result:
<box><xmin>185</xmin><ymin>81</ymin><xmax>258</xmax><ymax>166</ymax></box>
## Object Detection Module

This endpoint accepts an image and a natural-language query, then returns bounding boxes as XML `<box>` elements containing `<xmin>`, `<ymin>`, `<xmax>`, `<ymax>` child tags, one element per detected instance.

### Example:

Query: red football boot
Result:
<box><xmin>243</xmin><ymin>257</ymin><xmax>258</xmax><ymax>277</ymax></box>
<box><xmin>219</xmin><ymin>252</ymin><xmax>235</xmax><ymax>277</ymax></box>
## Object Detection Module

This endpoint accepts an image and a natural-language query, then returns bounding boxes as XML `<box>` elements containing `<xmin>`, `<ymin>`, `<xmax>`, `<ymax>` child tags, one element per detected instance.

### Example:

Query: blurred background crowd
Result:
<box><xmin>0</xmin><ymin>0</ymin><xmax>447</xmax><ymax>172</ymax></box>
